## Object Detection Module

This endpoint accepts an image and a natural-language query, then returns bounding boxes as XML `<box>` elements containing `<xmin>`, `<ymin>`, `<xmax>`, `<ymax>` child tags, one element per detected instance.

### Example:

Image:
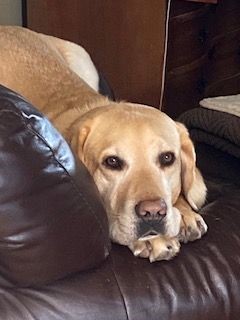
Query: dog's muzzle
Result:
<box><xmin>135</xmin><ymin>199</ymin><xmax>167</xmax><ymax>238</ymax></box>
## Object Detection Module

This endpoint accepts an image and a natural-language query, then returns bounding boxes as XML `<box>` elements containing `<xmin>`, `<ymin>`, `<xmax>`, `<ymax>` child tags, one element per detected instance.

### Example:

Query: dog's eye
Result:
<box><xmin>103</xmin><ymin>156</ymin><xmax>124</xmax><ymax>170</ymax></box>
<box><xmin>159</xmin><ymin>152</ymin><xmax>175</xmax><ymax>167</ymax></box>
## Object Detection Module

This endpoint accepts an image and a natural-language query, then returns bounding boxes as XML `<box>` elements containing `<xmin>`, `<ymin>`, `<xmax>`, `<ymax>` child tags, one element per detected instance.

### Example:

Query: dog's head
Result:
<box><xmin>70</xmin><ymin>103</ymin><xmax>206</xmax><ymax>245</ymax></box>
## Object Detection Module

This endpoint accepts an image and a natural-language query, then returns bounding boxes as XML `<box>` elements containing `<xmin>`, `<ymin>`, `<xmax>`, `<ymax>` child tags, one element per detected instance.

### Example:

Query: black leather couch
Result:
<box><xmin>0</xmin><ymin>84</ymin><xmax>240</xmax><ymax>320</ymax></box>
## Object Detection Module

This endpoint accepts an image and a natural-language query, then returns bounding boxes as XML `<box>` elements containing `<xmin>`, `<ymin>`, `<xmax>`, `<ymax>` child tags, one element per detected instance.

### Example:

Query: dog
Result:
<box><xmin>0</xmin><ymin>26</ymin><xmax>207</xmax><ymax>262</ymax></box>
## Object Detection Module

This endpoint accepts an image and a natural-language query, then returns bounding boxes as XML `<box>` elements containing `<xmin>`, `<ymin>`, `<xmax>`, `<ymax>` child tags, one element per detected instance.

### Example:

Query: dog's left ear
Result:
<box><xmin>176</xmin><ymin>122</ymin><xmax>207</xmax><ymax>211</ymax></box>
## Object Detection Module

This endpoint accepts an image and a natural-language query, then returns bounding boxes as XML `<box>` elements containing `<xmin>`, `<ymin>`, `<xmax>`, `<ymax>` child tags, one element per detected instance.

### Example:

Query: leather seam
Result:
<box><xmin>109</xmin><ymin>255</ymin><xmax>130</xmax><ymax>320</ymax></box>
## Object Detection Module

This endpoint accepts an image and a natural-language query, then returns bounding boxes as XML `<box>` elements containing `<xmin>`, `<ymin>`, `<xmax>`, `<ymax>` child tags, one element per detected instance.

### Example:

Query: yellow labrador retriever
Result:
<box><xmin>0</xmin><ymin>26</ymin><xmax>207</xmax><ymax>262</ymax></box>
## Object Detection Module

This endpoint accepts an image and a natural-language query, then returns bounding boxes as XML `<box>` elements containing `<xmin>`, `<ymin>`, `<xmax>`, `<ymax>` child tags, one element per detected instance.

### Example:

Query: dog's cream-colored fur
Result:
<box><xmin>0</xmin><ymin>26</ymin><xmax>207</xmax><ymax>262</ymax></box>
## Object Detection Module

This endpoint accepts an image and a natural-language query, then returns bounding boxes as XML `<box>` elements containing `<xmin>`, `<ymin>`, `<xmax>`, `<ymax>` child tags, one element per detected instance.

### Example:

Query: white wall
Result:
<box><xmin>0</xmin><ymin>0</ymin><xmax>22</xmax><ymax>25</ymax></box>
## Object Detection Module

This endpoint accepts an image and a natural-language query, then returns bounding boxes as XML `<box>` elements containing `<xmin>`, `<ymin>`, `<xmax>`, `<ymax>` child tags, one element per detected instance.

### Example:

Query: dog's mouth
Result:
<box><xmin>138</xmin><ymin>230</ymin><xmax>159</xmax><ymax>241</ymax></box>
<box><xmin>137</xmin><ymin>220</ymin><xmax>166</xmax><ymax>240</ymax></box>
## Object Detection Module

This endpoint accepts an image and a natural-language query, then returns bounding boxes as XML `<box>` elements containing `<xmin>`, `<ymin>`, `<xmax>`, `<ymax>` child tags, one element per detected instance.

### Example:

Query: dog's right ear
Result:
<box><xmin>69</xmin><ymin>119</ymin><xmax>92</xmax><ymax>164</ymax></box>
<box><xmin>77</xmin><ymin>125</ymin><xmax>91</xmax><ymax>162</ymax></box>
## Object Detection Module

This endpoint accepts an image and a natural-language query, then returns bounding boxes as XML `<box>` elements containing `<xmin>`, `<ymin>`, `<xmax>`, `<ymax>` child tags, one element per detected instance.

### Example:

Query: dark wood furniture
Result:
<box><xmin>163</xmin><ymin>0</ymin><xmax>240</xmax><ymax>118</ymax></box>
<box><xmin>25</xmin><ymin>0</ymin><xmax>166</xmax><ymax>107</ymax></box>
<box><xmin>25</xmin><ymin>0</ymin><xmax>240</xmax><ymax>118</ymax></box>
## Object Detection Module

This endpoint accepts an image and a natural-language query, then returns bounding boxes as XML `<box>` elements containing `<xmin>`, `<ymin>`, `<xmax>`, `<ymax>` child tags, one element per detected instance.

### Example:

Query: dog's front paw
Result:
<box><xmin>178</xmin><ymin>212</ymin><xmax>208</xmax><ymax>243</ymax></box>
<box><xmin>129</xmin><ymin>236</ymin><xmax>180</xmax><ymax>262</ymax></box>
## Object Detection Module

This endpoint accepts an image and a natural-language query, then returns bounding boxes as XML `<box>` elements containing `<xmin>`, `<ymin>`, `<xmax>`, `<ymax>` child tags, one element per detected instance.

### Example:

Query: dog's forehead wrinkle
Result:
<box><xmin>94</xmin><ymin>115</ymin><xmax>179</xmax><ymax>144</ymax></box>
<box><xmin>93</xmin><ymin>103</ymin><xmax>175</xmax><ymax>126</ymax></box>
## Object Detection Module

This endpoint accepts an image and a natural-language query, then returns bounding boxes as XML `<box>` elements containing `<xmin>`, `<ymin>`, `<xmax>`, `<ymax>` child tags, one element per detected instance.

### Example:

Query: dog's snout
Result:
<box><xmin>135</xmin><ymin>199</ymin><xmax>167</xmax><ymax>221</ymax></box>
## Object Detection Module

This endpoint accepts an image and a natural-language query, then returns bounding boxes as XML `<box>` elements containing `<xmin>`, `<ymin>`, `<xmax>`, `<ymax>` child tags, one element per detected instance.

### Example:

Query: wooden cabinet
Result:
<box><xmin>164</xmin><ymin>0</ymin><xmax>240</xmax><ymax>118</ymax></box>
<box><xmin>185</xmin><ymin>0</ymin><xmax>217</xmax><ymax>3</ymax></box>
<box><xmin>26</xmin><ymin>0</ymin><xmax>167</xmax><ymax>107</ymax></box>
<box><xmin>25</xmin><ymin>0</ymin><xmax>240</xmax><ymax>119</ymax></box>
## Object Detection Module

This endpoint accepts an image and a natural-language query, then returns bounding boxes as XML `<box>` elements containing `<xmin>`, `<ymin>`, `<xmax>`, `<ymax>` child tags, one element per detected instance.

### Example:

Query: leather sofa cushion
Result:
<box><xmin>0</xmin><ymin>85</ymin><xmax>110</xmax><ymax>287</ymax></box>
<box><xmin>0</xmin><ymin>85</ymin><xmax>240</xmax><ymax>319</ymax></box>
<box><xmin>1</xmin><ymin>188</ymin><xmax>240</xmax><ymax>319</ymax></box>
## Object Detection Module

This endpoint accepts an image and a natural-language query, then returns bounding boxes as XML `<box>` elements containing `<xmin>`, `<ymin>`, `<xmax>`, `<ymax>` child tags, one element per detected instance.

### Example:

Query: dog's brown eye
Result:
<box><xmin>159</xmin><ymin>152</ymin><xmax>175</xmax><ymax>167</ymax></box>
<box><xmin>103</xmin><ymin>156</ymin><xmax>124</xmax><ymax>170</ymax></box>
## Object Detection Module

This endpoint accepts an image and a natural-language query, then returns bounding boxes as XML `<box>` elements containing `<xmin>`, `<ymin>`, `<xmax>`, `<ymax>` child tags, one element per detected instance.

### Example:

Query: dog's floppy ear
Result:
<box><xmin>176</xmin><ymin>122</ymin><xmax>207</xmax><ymax>211</ymax></box>
<box><xmin>77</xmin><ymin>125</ymin><xmax>91</xmax><ymax>162</ymax></box>
<box><xmin>69</xmin><ymin>119</ymin><xmax>92</xmax><ymax>165</ymax></box>
<box><xmin>69</xmin><ymin>119</ymin><xmax>100</xmax><ymax>177</ymax></box>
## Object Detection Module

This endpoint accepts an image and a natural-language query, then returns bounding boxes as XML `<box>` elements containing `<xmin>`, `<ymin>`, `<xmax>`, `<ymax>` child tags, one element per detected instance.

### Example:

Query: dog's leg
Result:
<box><xmin>129</xmin><ymin>236</ymin><xmax>180</xmax><ymax>262</ymax></box>
<box><xmin>175</xmin><ymin>195</ymin><xmax>208</xmax><ymax>243</ymax></box>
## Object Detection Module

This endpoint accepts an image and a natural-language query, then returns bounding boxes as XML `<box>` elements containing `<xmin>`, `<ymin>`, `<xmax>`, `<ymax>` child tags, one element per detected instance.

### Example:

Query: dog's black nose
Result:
<box><xmin>135</xmin><ymin>199</ymin><xmax>167</xmax><ymax>222</ymax></box>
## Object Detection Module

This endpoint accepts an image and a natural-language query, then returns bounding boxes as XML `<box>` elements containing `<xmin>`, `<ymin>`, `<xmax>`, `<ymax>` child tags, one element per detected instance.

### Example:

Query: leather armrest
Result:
<box><xmin>0</xmin><ymin>85</ymin><xmax>110</xmax><ymax>287</ymax></box>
